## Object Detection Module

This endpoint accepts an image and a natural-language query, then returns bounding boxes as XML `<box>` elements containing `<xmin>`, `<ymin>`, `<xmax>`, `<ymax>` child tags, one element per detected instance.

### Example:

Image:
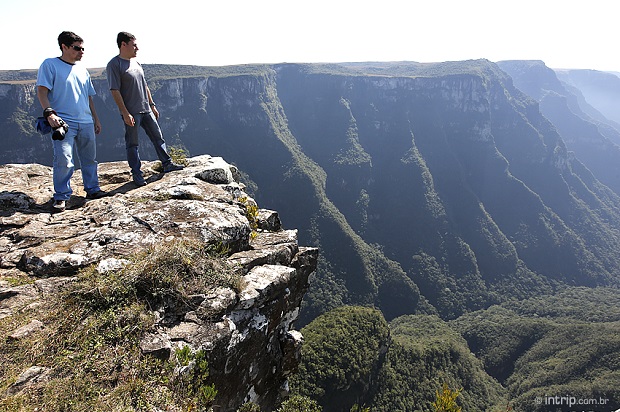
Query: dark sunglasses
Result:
<box><xmin>70</xmin><ymin>45</ymin><xmax>85</xmax><ymax>52</ymax></box>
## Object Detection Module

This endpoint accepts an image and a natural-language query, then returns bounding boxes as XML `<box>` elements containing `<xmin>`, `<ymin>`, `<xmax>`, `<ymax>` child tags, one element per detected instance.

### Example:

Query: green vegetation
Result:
<box><xmin>143</xmin><ymin>63</ymin><xmax>274</xmax><ymax>82</ymax></box>
<box><xmin>451</xmin><ymin>305</ymin><xmax>552</xmax><ymax>383</ymax></box>
<box><xmin>291</xmin><ymin>299</ymin><xmax>620</xmax><ymax>411</ymax></box>
<box><xmin>71</xmin><ymin>239</ymin><xmax>239</xmax><ymax>308</ymax></box>
<box><xmin>411</xmin><ymin>251</ymin><xmax>489</xmax><ymax>319</ymax></box>
<box><xmin>291</xmin><ymin>307</ymin><xmax>506</xmax><ymax>411</ymax></box>
<box><xmin>452</xmin><ymin>287</ymin><xmax>620</xmax><ymax>411</ymax></box>
<box><xmin>236</xmin><ymin>397</ymin><xmax>323</xmax><ymax>412</ymax></box>
<box><xmin>508</xmin><ymin>287</ymin><xmax>620</xmax><ymax>322</ymax></box>
<box><xmin>432</xmin><ymin>383</ymin><xmax>462</xmax><ymax>412</ymax></box>
<box><xmin>238</xmin><ymin>196</ymin><xmax>259</xmax><ymax>240</ymax></box>
<box><xmin>291</xmin><ymin>306</ymin><xmax>390</xmax><ymax>410</ymax></box>
<box><xmin>168</xmin><ymin>145</ymin><xmax>191</xmax><ymax>166</ymax></box>
<box><xmin>9</xmin><ymin>108</ymin><xmax>37</xmax><ymax>137</ymax></box>
<box><xmin>508</xmin><ymin>321</ymin><xmax>620</xmax><ymax>411</ymax></box>
<box><xmin>152</xmin><ymin>144</ymin><xmax>190</xmax><ymax>172</ymax></box>
<box><xmin>373</xmin><ymin>315</ymin><xmax>505</xmax><ymax>411</ymax></box>
<box><xmin>172</xmin><ymin>346</ymin><xmax>218</xmax><ymax>409</ymax></box>
<box><xmin>237</xmin><ymin>402</ymin><xmax>262</xmax><ymax>412</ymax></box>
<box><xmin>0</xmin><ymin>65</ymin><xmax>274</xmax><ymax>83</ymax></box>
<box><xmin>276</xmin><ymin>395</ymin><xmax>322</xmax><ymax>412</ymax></box>
<box><xmin>0</xmin><ymin>240</ymin><xmax>238</xmax><ymax>411</ymax></box>
<box><xmin>277</xmin><ymin>59</ymin><xmax>501</xmax><ymax>79</ymax></box>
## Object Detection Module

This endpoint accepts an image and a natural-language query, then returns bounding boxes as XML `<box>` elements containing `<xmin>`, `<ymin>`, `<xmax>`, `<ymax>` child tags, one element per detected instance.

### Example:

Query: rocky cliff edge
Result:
<box><xmin>0</xmin><ymin>155</ymin><xmax>318</xmax><ymax>411</ymax></box>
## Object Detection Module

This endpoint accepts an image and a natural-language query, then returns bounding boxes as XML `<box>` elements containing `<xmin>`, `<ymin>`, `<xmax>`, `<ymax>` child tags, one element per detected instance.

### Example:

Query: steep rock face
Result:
<box><xmin>556</xmin><ymin>68</ymin><xmax>620</xmax><ymax>126</ymax></box>
<box><xmin>271</xmin><ymin>62</ymin><xmax>620</xmax><ymax>312</ymax></box>
<box><xmin>0</xmin><ymin>155</ymin><xmax>318</xmax><ymax>411</ymax></box>
<box><xmin>499</xmin><ymin>60</ymin><xmax>620</xmax><ymax>196</ymax></box>
<box><xmin>498</xmin><ymin>61</ymin><xmax>620</xmax><ymax>281</ymax></box>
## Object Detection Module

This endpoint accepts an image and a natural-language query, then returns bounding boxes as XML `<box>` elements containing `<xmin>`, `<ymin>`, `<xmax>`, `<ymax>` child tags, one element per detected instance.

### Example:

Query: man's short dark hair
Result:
<box><xmin>117</xmin><ymin>32</ymin><xmax>136</xmax><ymax>48</ymax></box>
<box><xmin>58</xmin><ymin>31</ymin><xmax>83</xmax><ymax>50</ymax></box>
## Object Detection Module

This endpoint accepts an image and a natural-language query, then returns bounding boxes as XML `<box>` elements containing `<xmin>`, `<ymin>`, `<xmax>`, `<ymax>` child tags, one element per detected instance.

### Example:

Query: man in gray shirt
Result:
<box><xmin>106</xmin><ymin>32</ymin><xmax>183</xmax><ymax>186</ymax></box>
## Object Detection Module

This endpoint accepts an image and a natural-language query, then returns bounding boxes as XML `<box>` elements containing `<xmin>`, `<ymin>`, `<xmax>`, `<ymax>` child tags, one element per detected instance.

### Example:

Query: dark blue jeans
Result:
<box><xmin>124</xmin><ymin>111</ymin><xmax>172</xmax><ymax>177</ymax></box>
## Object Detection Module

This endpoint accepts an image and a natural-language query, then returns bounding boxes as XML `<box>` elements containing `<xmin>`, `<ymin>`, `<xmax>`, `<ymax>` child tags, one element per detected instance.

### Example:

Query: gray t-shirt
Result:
<box><xmin>106</xmin><ymin>55</ymin><xmax>151</xmax><ymax>114</ymax></box>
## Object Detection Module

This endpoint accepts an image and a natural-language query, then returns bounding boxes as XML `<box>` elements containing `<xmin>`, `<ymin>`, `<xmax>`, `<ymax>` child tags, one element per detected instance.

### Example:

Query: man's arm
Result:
<box><xmin>89</xmin><ymin>96</ymin><xmax>102</xmax><ymax>134</ymax></box>
<box><xmin>36</xmin><ymin>86</ymin><xmax>62</xmax><ymax>128</ymax></box>
<box><xmin>146</xmin><ymin>86</ymin><xmax>159</xmax><ymax>120</ymax></box>
<box><xmin>110</xmin><ymin>89</ymin><xmax>135</xmax><ymax>127</ymax></box>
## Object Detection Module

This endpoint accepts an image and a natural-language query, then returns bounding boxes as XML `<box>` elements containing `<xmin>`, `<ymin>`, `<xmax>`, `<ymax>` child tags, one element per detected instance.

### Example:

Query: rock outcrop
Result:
<box><xmin>0</xmin><ymin>155</ymin><xmax>318</xmax><ymax>411</ymax></box>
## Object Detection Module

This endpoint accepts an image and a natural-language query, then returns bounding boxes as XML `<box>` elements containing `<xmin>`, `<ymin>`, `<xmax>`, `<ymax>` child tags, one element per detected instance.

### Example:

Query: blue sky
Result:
<box><xmin>4</xmin><ymin>0</ymin><xmax>618</xmax><ymax>72</ymax></box>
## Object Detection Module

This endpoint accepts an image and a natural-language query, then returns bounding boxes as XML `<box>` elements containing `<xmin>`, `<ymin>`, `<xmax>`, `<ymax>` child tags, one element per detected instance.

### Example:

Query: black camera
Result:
<box><xmin>52</xmin><ymin>119</ymin><xmax>69</xmax><ymax>141</ymax></box>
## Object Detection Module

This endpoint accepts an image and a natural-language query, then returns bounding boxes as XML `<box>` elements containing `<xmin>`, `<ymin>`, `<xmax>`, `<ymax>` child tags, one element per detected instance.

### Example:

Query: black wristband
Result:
<box><xmin>43</xmin><ymin>107</ymin><xmax>57</xmax><ymax>118</ymax></box>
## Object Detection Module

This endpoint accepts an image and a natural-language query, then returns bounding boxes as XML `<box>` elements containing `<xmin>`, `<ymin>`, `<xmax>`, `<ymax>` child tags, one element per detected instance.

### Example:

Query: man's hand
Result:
<box><xmin>122</xmin><ymin>112</ymin><xmax>135</xmax><ymax>127</ymax></box>
<box><xmin>152</xmin><ymin>105</ymin><xmax>160</xmax><ymax>120</ymax></box>
<box><xmin>94</xmin><ymin>119</ymin><xmax>102</xmax><ymax>134</ymax></box>
<box><xmin>47</xmin><ymin>114</ymin><xmax>63</xmax><ymax>129</ymax></box>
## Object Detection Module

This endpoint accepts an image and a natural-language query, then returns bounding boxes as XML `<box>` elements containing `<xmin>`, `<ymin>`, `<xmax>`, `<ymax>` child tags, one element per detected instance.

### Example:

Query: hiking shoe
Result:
<box><xmin>163</xmin><ymin>162</ymin><xmax>184</xmax><ymax>173</ymax></box>
<box><xmin>133</xmin><ymin>176</ymin><xmax>147</xmax><ymax>187</ymax></box>
<box><xmin>86</xmin><ymin>190</ymin><xmax>108</xmax><ymax>200</ymax></box>
<box><xmin>52</xmin><ymin>200</ymin><xmax>66</xmax><ymax>212</ymax></box>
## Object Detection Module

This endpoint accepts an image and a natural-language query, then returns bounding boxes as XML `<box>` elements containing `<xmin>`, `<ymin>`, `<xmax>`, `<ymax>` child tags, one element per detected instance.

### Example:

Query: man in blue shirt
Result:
<box><xmin>107</xmin><ymin>31</ymin><xmax>183</xmax><ymax>187</ymax></box>
<box><xmin>36</xmin><ymin>31</ymin><xmax>106</xmax><ymax>212</ymax></box>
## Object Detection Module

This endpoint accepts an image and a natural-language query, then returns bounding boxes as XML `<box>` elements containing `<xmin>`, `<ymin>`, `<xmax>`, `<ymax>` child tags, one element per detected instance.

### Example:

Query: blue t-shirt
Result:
<box><xmin>36</xmin><ymin>57</ymin><xmax>96</xmax><ymax>124</ymax></box>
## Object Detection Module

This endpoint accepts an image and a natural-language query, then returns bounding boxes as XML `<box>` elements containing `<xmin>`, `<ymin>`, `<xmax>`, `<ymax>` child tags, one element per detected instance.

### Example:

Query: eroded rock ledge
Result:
<box><xmin>0</xmin><ymin>155</ymin><xmax>318</xmax><ymax>411</ymax></box>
